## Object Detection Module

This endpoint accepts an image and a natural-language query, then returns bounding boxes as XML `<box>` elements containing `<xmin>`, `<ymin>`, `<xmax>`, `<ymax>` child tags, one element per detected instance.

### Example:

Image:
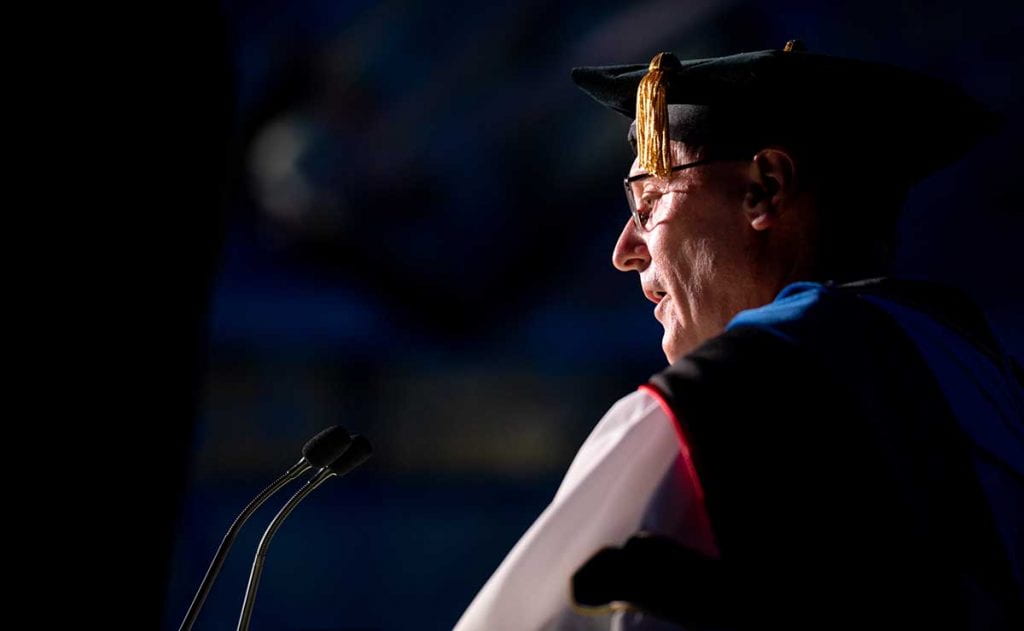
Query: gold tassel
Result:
<box><xmin>635</xmin><ymin>52</ymin><xmax>673</xmax><ymax>178</ymax></box>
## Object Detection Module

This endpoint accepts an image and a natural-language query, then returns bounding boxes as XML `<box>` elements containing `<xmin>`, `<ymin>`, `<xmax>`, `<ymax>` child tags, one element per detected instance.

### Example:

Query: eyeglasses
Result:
<box><xmin>623</xmin><ymin>158</ymin><xmax>732</xmax><ymax>231</ymax></box>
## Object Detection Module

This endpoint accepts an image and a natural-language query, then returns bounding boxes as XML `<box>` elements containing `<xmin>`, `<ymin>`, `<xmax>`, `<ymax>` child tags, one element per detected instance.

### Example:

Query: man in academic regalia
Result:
<box><xmin>454</xmin><ymin>42</ymin><xmax>1024</xmax><ymax>630</ymax></box>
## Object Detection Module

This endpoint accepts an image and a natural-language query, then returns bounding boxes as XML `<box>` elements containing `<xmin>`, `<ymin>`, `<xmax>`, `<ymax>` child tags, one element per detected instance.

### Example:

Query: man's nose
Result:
<box><xmin>612</xmin><ymin>217</ymin><xmax>650</xmax><ymax>272</ymax></box>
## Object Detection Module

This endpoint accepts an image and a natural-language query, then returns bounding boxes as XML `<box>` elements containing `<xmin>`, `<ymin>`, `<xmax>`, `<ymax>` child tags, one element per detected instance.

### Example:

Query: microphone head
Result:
<box><xmin>327</xmin><ymin>434</ymin><xmax>373</xmax><ymax>477</ymax></box>
<box><xmin>302</xmin><ymin>426</ymin><xmax>354</xmax><ymax>468</ymax></box>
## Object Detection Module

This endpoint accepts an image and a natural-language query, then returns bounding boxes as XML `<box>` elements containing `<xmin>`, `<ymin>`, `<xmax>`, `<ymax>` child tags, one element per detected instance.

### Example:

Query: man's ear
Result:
<box><xmin>743</xmin><ymin>148</ymin><xmax>797</xmax><ymax>231</ymax></box>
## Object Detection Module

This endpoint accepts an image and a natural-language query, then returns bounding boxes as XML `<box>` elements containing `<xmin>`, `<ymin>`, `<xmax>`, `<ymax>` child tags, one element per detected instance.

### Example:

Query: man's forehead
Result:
<box><xmin>628</xmin><ymin>156</ymin><xmax>644</xmax><ymax>178</ymax></box>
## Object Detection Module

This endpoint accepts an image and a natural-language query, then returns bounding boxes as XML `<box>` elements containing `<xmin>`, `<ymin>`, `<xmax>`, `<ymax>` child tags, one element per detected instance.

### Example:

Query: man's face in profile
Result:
<box><xmin>612</xmin><ymin>142</ymin><xmax>778</xmax><ymax>363</ymax></box>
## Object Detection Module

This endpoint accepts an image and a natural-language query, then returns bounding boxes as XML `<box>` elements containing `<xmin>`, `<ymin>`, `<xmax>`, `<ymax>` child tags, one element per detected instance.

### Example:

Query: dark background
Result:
<box><xmin>92</xmin><ymin>1</ymin><xmax>1022</xmax><ymax>629</ymax></box>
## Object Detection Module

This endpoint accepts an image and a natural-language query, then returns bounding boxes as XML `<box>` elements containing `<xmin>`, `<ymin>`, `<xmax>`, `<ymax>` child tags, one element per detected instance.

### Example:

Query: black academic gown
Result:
<box><xmin>575</xmin><ymin>278</ymin><xmax>1024</xmax><ymax>630</ymax></box>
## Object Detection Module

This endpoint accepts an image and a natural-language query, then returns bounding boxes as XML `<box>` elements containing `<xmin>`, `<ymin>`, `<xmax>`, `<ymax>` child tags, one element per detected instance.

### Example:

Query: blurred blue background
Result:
<box><xmin>159</xmin><ymin>1</ymin><xmax>1023</xmax><ymax>629</ymax></box>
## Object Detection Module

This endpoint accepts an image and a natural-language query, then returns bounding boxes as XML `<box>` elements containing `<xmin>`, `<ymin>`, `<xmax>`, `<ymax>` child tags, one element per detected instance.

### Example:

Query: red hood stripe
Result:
<box><xmin>638</xmin><ymin>383</ymin><xmax>707</xmax><ymax>504</ymax></box>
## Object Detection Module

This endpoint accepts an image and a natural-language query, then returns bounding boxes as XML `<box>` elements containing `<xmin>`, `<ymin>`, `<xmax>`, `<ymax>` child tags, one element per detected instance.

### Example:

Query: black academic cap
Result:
<box><xmin>571</xmin><ymin>43</ymin><xmax>1001</xmax><ymax>183</ymax></box>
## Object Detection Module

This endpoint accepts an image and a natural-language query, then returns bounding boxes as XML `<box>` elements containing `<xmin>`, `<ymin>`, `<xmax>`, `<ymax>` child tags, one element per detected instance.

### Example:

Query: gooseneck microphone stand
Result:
<box><xmin>235</xmin><ymin>468</ymin><xmax>337</xmax><ymax>631</ymax></box>
<box><xmin>235</xmin><ymin>434</ymin><xmax>372</xmax><ymax>631</ymax></box>
<box><xmin>178</xmin><ymin>426</ymin><xmax>353</xmax><ymax>631</ymax></box>
<box><xmin>178</xmin><ymin>460</ymin><xmax>312</xmax><ymax>631</ymax></box>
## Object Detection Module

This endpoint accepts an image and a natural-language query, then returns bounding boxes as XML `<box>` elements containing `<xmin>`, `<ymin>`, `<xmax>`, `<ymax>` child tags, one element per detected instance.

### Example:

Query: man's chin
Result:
<box><xmin>663</xmin><ymin>320</ymin><xmax>710</xmax><ymax>363</ymax></box>
<box><xmin>661</xmin><ymin>328</ymin><xmax>691</xmax><ymax>365</ymax></box>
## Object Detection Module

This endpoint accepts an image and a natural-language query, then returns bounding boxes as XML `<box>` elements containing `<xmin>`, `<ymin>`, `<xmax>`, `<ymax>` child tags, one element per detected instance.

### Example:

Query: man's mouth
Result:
<box><xmin>643</xmin><ymin>287</ymin><xmax>668</xmax><ymax>304</ymax></box>
<box><xmin>653</xmin><ymin>292</ymin><xmax>670</xmax><ymax>323</ymax></box>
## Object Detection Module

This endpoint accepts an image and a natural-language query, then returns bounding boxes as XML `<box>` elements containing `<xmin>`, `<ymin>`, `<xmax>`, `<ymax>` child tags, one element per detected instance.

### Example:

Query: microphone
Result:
<box><xmin>236</xmin><ymin>435</ymin><xmax>373</xmax><ymax>631</ymax></box>
<box><xmin>178</xmin><ymin>426</ymin><xmax>354</xmax><ymax>631</ymax></box>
